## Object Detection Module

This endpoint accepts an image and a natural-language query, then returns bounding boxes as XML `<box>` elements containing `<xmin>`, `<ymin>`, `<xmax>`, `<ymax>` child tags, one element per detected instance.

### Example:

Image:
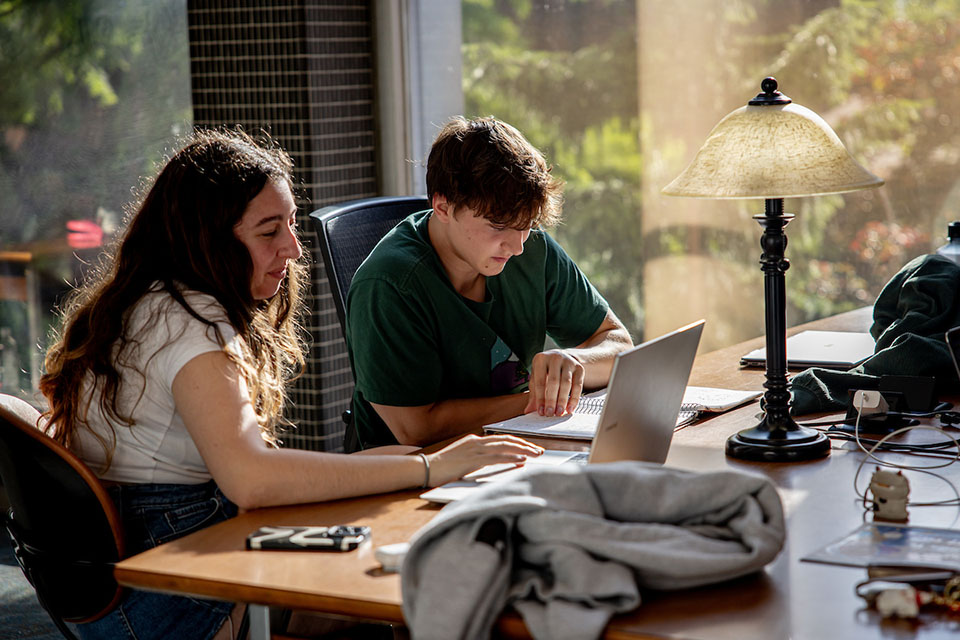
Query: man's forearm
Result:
<box><xmin>372</xmin><ymin>391</ymin><xmax>530</xmax><ymax>447</ymax></box>
<box><xmin>568</xmin><ymin>326</ymin><xmax>634</xmax><ymax>388</ymax></box>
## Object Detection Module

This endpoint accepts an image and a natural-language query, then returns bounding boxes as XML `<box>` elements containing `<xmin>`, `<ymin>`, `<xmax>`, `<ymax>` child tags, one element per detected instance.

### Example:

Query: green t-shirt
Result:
<box><xmin>344</xmin><ymin>210</ymin><xmax>608</xmax><ymax>451</ymax></box>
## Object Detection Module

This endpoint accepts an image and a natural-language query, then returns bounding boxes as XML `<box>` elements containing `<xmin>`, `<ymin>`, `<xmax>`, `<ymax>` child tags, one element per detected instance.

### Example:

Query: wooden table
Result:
<box><xmin>115</xmin><ymin>308</ymin><xmax>960</xmax><ymax>638</ymax></box>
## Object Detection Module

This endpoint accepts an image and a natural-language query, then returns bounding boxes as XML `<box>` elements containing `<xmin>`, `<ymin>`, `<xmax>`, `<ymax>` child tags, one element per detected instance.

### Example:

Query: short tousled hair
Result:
<box><xmin>425</xmin><ymin>116</ymin><xmax>563</xmax><ymax>229</ymax></box>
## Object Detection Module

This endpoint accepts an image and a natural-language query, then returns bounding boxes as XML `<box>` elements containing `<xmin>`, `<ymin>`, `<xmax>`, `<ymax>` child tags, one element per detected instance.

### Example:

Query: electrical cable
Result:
<box><xmin>799</xmin><ymin>399</ymin><xmax>960</xmax><ymax>454</ymax></box>
<box><xmin>824</xmin><ymin>431</ymin><xmax>960</xmax><ymax>455</ymax></box>
<box><xmin>845</xmin><ymin>393</ymin><xmax>960</xmax><ymax>518</ymax></box>
<box><xmin>798</xmin><ymin>401</ymin><xmax>960</xmax><ymax>428</ymax></box>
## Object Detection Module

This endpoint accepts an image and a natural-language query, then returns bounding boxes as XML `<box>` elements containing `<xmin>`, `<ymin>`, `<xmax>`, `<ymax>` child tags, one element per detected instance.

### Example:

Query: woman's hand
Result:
<box><xmin>425</xmin><ymin>434</ymin><xmax>543</xmax><ymax>487</ymax></box>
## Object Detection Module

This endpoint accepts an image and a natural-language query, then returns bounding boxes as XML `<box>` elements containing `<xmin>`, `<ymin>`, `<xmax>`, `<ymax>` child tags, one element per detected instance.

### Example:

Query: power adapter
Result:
<box><xmin>852</xmin><ymin>390</ymin><xmax>888</xmax><ymax>416</ymax></box>
<box><xmin>840</xmin><ymin>389</ymin><xmax>916</xmax><ymax>434</ymax></box>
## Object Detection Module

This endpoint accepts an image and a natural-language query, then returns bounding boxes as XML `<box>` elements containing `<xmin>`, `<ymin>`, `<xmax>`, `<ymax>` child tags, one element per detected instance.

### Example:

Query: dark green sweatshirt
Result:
<box><xmin>791</xmin><ymin>254</ymin><xmax>960</xmax><ymax>414</ymax></box>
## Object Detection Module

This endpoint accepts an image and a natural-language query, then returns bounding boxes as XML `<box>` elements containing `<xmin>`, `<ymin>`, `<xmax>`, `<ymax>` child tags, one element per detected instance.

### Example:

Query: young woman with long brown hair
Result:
<box><xmin>40</xmin><ymin>129</ymin><xmax>541</xmax><ymax>640</ymax></box>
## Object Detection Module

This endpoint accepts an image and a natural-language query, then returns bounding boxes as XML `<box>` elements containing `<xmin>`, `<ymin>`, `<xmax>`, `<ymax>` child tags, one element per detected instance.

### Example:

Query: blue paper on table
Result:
<box><xmin>802</xmin><ymin>523</ymin><xmax>960</xmax><ymax>571</ymax></box>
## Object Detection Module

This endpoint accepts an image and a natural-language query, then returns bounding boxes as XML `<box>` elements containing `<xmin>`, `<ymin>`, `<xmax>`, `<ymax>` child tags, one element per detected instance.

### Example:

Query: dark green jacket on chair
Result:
<box><xmin>791</xmin><ymin>254</ymin><xmax>960</xmax><ymax>415</ymax></box>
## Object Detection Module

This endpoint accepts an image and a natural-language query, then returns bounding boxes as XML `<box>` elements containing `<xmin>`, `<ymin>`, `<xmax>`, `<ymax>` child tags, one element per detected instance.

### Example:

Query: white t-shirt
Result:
<box><xmin>72</xmin><ymin>285</ymin><xmax>241</xmax><ymax>484</ymax></box>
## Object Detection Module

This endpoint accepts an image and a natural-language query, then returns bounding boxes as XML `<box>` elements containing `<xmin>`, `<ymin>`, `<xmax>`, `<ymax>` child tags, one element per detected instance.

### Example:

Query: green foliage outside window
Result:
<box><xmin>0</xmin><ymin>0</ymin><xmax>190</xmax><ymax>397</ymax></box>
<box><xmin>463</xmin><ymin>0</ymin><xmax>645</xmax><ymax>335</ymax></box>
<box><xmin>462</xmin><ymin>0</ymin><xmax>957</xmax><ymax>344</ymax></box>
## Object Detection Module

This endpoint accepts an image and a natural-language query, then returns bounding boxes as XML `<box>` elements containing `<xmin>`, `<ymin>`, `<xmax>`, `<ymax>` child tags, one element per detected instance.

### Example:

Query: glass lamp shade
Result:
<box><xmin>659</xmin><ymin>78</ymin><xmax>884</xmax><ymax>462</ymax></box>
<box><xmin>661</xmin><ymin>102</ymin><xmax>884</xmax><ymax>199</ymax></box>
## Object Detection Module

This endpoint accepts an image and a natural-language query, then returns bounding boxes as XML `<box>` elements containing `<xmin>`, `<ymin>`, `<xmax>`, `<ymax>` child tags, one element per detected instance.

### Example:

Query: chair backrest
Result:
<box><xmin>309</xmin><ymin>196</ymin><xmax>430</xmax><ymax>335</ymax></box>
<box><xmin>0</xmin><ymin>394</ymin><xmax>124</xmax><ymax>627</ymax></box>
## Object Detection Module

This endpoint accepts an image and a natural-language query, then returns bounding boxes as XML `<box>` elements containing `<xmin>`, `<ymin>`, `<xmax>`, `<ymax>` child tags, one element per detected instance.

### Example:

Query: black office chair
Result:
<box><xmin>308</xmin><ymin>196</ymin><xmax>429</xmax><ymax>451</ymax></box>
<box><xmin>0</xmin><ymin>394</ymin><xmax>125</xmax><ymax>639</ymax></box>
<box><xmin>309</xmin><ymin>196</ymin><xmax>430</xmax><ymax>336</ymax></box>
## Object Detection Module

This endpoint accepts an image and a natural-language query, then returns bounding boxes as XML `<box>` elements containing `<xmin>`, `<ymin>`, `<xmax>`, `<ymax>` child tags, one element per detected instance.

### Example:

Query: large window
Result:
<box><xmin>7</xmin><ymin>0</ymin><xmax>960</xmax><ymax>399</ymax></box>
<box><xmin>461</xmin><ymin>0</ymin><xmax>956</xmax><ymax>351</ymax></box>
<box><xmin>461</xmin><ymin>0</ymin><xmax>643</xmax><ymax>336</ymax></box>
<box><xmin>0</xmin><ymin>0</ymin><xmax>191</xmax><ymax>402</ymax></box>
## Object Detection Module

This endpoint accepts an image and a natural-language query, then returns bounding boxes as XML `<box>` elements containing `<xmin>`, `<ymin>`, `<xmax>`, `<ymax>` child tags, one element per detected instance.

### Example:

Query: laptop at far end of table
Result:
<box><xmin>740</xmin><ymin>330</ymin><xmax>875</xmax><ymax>370</ymax></box>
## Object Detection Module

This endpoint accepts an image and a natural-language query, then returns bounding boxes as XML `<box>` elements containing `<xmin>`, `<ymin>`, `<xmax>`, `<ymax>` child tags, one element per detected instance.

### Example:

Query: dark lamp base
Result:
<box><xmin>726</xmin><ymin>425</ymin><xmax>830</xmax><ymax>462</ymax></box>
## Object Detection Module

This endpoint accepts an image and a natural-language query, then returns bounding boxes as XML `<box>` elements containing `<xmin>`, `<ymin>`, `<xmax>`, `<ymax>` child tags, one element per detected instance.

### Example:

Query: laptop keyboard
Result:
<box><xmin>566</xmin><ymin>452</ymin><xmax>589</xmax><ymax>464</ymax></box>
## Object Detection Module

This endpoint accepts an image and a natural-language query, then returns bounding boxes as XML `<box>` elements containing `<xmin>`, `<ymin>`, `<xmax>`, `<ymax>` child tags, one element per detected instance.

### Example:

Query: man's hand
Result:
<box><xmin>521</xmin><ymin>310</ymin><xmax>632</xmax><ymax>417</ymax></box>
<box><xmin>523</xmin><ymin>349</ymin><xmax>585</xmax><ymax>417</ymax></box>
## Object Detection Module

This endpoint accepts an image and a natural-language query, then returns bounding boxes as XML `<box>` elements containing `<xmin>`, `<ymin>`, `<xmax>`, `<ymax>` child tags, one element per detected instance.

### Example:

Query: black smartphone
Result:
<box><xmin>245</xmin><ymin>525</ymin><xmax>371</xmax><ymax>552</ymax></box>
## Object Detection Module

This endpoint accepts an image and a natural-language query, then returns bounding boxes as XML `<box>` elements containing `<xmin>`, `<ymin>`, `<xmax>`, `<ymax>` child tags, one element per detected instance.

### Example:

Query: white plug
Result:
<box><xmin>852</xmin><ymin>390</ymin><xmax>889</xmax><ymax>416</ymax></box>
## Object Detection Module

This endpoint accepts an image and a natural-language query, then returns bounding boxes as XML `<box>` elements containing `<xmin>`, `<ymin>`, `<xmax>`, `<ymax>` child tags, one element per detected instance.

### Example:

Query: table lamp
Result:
<box><xmin>662</xmin><ymin>77</ymin><xmax>884</xmax><ymax>461</ymax></box>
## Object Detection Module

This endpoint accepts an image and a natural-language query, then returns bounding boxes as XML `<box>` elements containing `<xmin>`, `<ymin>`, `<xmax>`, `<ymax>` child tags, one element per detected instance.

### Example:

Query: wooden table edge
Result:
<box><xmin>113</xmin><ymin>565</ymin><xmax>409</xmax><ymax>624</ymax></box>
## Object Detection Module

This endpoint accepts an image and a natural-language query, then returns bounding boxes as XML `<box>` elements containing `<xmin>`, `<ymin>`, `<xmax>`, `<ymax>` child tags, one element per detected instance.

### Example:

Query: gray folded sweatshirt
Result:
<box><xmin>401</xmin><ymin>462</ymin><xmax>785</xmax><ymax>640</ymax></box>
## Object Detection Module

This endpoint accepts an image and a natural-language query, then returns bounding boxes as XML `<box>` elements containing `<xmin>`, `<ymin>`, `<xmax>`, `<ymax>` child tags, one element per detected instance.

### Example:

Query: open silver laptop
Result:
<box><xmin>420</xmin><ymin>319</ymin><xmax>705</xmax><ymax>503</ymax></box>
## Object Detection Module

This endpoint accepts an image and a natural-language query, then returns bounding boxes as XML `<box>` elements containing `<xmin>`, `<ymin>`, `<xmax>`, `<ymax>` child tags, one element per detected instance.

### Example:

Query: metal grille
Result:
<box><xmin>187</xmin><ymin>1</ymin><xmax>377</xmax><ymax>451</ymax></box>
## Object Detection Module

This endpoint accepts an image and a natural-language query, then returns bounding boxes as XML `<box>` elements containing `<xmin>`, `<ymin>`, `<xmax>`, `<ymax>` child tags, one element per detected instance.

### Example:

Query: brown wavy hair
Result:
<box><xmin>40</xmin><ymin>128</ymin><xmax>308</xmax><ymax>464</ymax></box>
<box><xmin>425</xmin><ymin>116</ymin><xmax>564</xmax><ymax>229</ymax></box>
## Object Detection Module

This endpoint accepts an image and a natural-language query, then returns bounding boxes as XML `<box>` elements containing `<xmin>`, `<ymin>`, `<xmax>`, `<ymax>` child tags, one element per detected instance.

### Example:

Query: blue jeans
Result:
<box><xmin>77</xmin><ymin>481</ymin><xmax>238</xmax><ymax>640</ymax></box>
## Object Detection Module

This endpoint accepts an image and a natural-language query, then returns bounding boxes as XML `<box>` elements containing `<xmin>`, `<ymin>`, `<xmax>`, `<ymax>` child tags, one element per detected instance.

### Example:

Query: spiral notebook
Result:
<box><xmin>485</xmin><ymin>384</ymin><xmax>761</xmax><ymax>440</ymax></box>
<box><xmin>677</xmin><ymin>386</ymin><xmax>764</xmax><ymax>427</ymax></box>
